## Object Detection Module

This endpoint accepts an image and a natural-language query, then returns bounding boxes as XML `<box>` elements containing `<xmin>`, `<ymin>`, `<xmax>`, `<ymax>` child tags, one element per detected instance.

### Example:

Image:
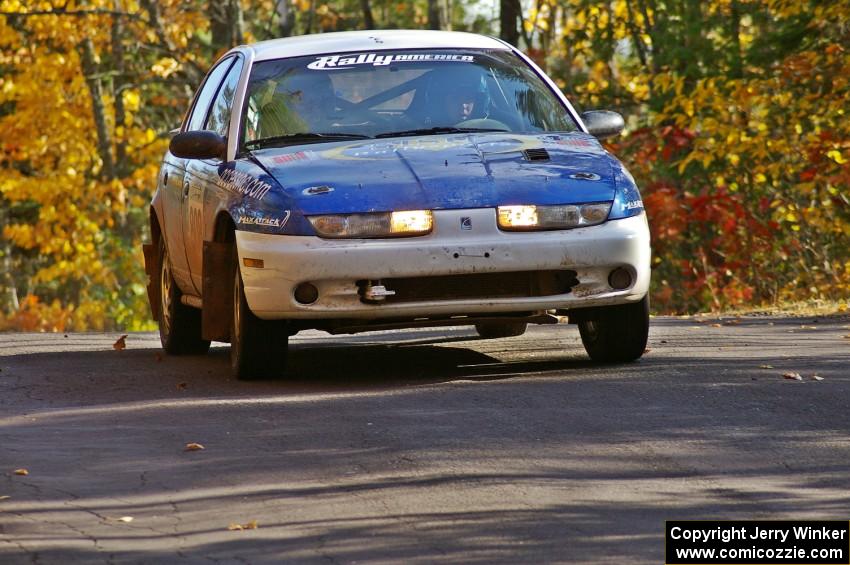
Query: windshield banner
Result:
<box><xmin>307</xmin><ymin>53</ymin><xmax>474</xmax><ymax>70</ymax></box>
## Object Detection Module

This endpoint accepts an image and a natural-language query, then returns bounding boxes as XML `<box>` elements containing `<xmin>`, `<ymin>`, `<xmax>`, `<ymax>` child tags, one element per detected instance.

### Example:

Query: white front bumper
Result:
<box><xmin>235</xmin><ymin>209</ymin><xmax>650</xmax><ymax>320</ymax></box>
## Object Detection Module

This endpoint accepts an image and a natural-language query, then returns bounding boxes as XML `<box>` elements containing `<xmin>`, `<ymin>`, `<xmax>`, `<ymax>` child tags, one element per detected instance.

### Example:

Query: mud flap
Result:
<box><xmin>142</xmin><ymin>243</ymin><xmax>160</xmax><ymax>321</ymax></box>
<box><xmin>202</xmin><ymin>241</ymin><xmax>234</xmax><ymax>342</ymax></box>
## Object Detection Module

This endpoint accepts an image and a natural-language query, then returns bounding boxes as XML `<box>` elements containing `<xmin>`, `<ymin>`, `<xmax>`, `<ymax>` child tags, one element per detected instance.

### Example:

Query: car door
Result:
<box><xmin>164</xmin><ymin>57</ymin><xmax>237</xmax><ymax>295</ymax></box>
<box><xmin>184</xmin><ymin>57</ymin><xmax>245</xmax><ymax>293</ymax></box>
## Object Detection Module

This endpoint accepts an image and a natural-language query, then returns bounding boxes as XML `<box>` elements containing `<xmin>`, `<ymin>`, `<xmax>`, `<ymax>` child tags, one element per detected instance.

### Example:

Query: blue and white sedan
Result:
<box><xmin>142</xmin><ymin>30</ymin><xmax>651</xmax><ymax>379</ymax></box>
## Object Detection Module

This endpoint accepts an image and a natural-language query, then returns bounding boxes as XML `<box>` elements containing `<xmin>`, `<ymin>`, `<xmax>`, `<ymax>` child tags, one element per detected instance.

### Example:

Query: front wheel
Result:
<box><xmin>230</xmin><ymin>257</ymin><xmax>289</xmax><ymax>380</ymax></box>
<box><xmin>578</xmin><ymin>296</ymin><xmax>649</xmax><ymax>362</ymax></box>
<box><xmin>158</xmin><ymin>239</ymin><xmax>210</xmax><ymax>355</ymax></box>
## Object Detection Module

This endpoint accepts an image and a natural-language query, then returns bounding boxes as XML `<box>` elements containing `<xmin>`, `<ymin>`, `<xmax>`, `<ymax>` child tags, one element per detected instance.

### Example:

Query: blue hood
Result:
<box><xmin>251</xmin><ymin>132</ymin><xmax>617</xmax><ymax>215</ymax></box>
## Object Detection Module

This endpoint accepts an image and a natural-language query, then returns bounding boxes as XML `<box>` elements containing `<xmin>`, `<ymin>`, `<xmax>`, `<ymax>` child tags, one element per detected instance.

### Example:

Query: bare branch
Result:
<box><xmin>0</xmin><ymin>8</ymin><xmax>146</xmax><ymax>22</ymax></box>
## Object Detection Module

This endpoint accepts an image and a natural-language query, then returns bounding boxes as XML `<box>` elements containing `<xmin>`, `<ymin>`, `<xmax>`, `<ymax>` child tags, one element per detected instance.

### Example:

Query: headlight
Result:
<box><xmin>497</xmin><ymin>203</ymin><xmax>612</xmax><ymax>231</ymax></box>
<box><xmin>308</xmin><ymin>210</ymin><xmax>433</xmax><ymax>238</ymax></box>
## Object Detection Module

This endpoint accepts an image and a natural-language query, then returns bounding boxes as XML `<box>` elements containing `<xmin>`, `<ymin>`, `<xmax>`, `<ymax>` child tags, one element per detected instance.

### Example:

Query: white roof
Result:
<box><xmin>246</xmin><ymin>30</ymin><xmax>511</xmax><ymax>62</ymax></box>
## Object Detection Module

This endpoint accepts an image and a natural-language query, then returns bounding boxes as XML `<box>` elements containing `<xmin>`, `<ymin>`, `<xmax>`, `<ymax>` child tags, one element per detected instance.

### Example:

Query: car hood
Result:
<box><xmin>251</xmin><ymin>132</ymin><xmax>617</xmax><ymax>215</ymax></box>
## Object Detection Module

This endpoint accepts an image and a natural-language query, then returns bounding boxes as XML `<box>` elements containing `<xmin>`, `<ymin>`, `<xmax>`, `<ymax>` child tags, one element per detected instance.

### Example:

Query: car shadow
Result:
<box><xmin>0</xmin><ymin>326</ymin><xmax>596</xmax><ymax>405</ymax></box>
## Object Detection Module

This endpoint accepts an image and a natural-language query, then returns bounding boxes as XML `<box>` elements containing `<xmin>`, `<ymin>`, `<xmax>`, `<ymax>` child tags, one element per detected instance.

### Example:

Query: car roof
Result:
<box><xmin>243</xmin><ymin>30</ymin><xmax>512</xmax><ymax>62</ymax></box>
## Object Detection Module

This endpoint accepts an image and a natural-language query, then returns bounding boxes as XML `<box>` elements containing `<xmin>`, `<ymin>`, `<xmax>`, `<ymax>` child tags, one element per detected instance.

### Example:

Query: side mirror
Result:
<box><xmin>169</xmin><ymin>130</ymin><xmax>226</xmax><ymax>160</ymax></box>
<box><xmin>581</xmin><ymin>110</ymin><xmax>625</xmax><ymax>140</ymax></box>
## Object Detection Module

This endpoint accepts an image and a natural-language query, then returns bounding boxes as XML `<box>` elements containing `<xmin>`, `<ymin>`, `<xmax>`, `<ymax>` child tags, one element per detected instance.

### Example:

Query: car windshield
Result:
<box><xmin>241</xmin><ymin>49</ymin><xmax>578</xmax><ymax>147</ymax></box>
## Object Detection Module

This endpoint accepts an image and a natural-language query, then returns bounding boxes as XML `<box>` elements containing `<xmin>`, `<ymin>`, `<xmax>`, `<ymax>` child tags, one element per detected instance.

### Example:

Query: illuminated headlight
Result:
<box><xmin>497</xmin><ymin>203</ymin><xmax>612</xmax><ymax>231</ymax></box>
<box><xmin>308</xmin><ymin>210</ymin><xmax>433</xmax><ymax>238</ymax></box>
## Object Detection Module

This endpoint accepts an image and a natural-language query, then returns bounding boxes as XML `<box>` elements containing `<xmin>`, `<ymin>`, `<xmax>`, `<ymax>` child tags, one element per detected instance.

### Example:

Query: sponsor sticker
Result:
<box><xmin>238</xmin><ymin>211</ymin><xmax>291</xmax><ymax>228</ymax></box>
<box><xmin>271</xmin><ymin>150</ymin><xmax>318</xmax><ymax>165</ymax></box>
<box><xmin>219</xmin><ymin>169</ymin><xmax>273</xmax><ymax>200</ymax></box>
<box><xmin>307</xmin><ymin>53</ymin><xmax>474</xmax><ymax>70</ymax></box>
<box><xmin>625</xmin><ymin>200</ymin><xmax>644</xmax><ymax>210</ymax></box>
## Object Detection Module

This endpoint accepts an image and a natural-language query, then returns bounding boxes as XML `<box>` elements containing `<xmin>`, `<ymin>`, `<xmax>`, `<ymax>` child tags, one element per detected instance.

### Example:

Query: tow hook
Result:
<box><xmin>359</xmin><ymin>280</ymin><xmax>396</xmax><ymax>304</ymax></box>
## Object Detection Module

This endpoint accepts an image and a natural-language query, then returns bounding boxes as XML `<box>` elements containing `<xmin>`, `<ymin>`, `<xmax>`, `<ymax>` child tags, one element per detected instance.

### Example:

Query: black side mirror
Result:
<box><xmin>170</xmin><ymin>130</ymin><xmax>227</xmax><ymax>160</ymax></box>
<box><xmin>581</xmin><ymin>110</ymin><xmax>625</xmax><ymax>140</ymax></box>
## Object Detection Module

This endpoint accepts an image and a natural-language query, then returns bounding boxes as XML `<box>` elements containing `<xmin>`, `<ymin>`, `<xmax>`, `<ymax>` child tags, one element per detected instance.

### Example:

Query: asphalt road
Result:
<box><xmin>1</xmin><ymin>315</ymin><xmax>849</xmax><ymax>564</ymax></box>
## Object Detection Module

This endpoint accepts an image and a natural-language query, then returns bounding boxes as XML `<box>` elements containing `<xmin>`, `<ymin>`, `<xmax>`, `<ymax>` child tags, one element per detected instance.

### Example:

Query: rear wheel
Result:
<box><xmin>158</xmin><ymin>239</ymin><xmax>210</xmax><ymax>355</ymax></box>
<box><xmin>578</xmin><ymin>295</ymin><xmax>649</xmax><ymax>362</ymax></box>
<box><xmin>230</xmin><ymin>253</ymin><xmax>289</xmax><ymax>380</ymax></box>
<box><xmin>474</xmin><ymin>321</ymin><xmax>527</xmax><ymax>339</ymax></box>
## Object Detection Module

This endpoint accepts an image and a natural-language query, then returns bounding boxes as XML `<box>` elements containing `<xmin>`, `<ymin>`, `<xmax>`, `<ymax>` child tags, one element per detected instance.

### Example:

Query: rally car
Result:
<box><xmin>142</xmin><ymin>30</ymin><xmax>651</xmax><ymax>379</ymax></box>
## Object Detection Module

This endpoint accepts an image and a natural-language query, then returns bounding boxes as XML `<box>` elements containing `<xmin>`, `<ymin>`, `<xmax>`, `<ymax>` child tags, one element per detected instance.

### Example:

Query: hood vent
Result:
<box><xmin>523</xmin><ymin>148</ymin><xmax>550</xmax><ymax>162</ymax></box>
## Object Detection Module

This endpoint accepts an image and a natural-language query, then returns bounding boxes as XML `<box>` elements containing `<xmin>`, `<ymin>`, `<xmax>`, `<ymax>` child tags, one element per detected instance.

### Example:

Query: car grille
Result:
<box><xmin>363</xmin><ymin>270</ymin><xmax>579</xmax><ymax>303</ymax></box>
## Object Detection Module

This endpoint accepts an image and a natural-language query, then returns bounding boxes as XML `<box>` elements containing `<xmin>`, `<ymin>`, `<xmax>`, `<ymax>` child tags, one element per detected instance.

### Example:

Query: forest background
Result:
<box><xmin>0</xmin><ymin>0</ymin><xmax>847</xmax><ymax>331</ymax></box>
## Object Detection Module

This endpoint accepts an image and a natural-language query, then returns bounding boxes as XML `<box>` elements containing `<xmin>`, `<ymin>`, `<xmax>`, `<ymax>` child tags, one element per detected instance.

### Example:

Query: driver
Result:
<box><xmin>428</xmin><ymin>67</ymin><xmax>490</xmax><ymax>125</ymax></box>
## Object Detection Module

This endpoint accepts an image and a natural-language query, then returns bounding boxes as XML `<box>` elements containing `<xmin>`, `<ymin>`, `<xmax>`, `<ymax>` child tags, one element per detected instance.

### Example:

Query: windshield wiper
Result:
<box><xmin>375</xmin><ymin>126</ymin><xmax>509</xmax><ymax>139</ymax></box>
<box><xmin>245</xmin><ymin>132</ymin><xmax>371</xmax><ymax>149</ymax></box>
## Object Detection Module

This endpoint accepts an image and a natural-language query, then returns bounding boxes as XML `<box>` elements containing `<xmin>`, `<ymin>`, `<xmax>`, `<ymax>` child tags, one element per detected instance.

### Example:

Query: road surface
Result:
<box><xmin>1</xmin><ymin>315</ymin><xmax>849</xmax><ymax>563</ymax></box>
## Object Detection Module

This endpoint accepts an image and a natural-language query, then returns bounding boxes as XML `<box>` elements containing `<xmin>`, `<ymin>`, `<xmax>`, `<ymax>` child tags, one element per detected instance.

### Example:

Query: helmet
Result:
<box><xmin>426</xmin><ymin>65</ymin><xmax>491</xmax><ymax>124</ymax></box>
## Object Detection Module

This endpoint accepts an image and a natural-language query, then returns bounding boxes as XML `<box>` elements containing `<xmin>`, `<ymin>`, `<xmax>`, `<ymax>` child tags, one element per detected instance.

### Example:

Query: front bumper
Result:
<box><xmin>235</xmin><ymin>208</ymin><xmax>650</xmax><ymax>320</ymax></box>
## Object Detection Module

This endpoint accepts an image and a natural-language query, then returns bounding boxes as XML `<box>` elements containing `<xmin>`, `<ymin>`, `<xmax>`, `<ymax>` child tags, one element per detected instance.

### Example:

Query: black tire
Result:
<box><xmin>158</xmin><ymin>238</ymin><xmax>210</xmax><ymax>355</ymax></box>
<box><xmin>230</xmin><ymin>255</ymin><xmax>289</xmax><ymax>380</ymax></box>
<box><xmin>474</xmin><ymin>321</ymin><xmax>528</xmax><ymax>339</ymax></box>
<box><xmin>578</xmin><ymin>295</ymin><xmax>649</xmax><ymax>362</ymax></box>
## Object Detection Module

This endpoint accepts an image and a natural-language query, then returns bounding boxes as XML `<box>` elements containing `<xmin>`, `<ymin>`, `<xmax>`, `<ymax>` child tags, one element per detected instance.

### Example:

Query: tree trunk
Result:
<box><xmin>360</xmin><ymin>0</ymin><xmax>375</xmax><ymax>29</ymax></box>
<box><xmin>78</xmin><ymin>38</ymin><xmax>115</xmax><ymax>181</ymax></box>
<box><xmin>729</xmin><ymin>0</ymin><xmax>743</xmax><ymax>79</ymax></box>
<box><xmin>111</xmin><ymin>4</ymin><xmax>127</xmax><ymax>178</ymax></box>
<box><xmin>210</xmin><ymin>0</ymin><xmax>242</xmax><ymax>49</ymax></box>
<box><xmin>305</xmin><ymin>0</ymin><xmax>315</xmax><ymax>34</ymax></box>
<box><xmin>440</xmin><ymin>0</ymin><xmax>452</xmax><ymax>31</ymax></box>
<box><xmin>276</xmin><ymin>0</ymin><xmax>295</xmax><ymax>37</ymax></box>
<box><xmin>500</xmin><ymin>0</ymin><xmax>520</xmax><ymax>46</ymax></box>
<box><xmin>232</xmin><ymin>0</ymin><xmax>244</xmax><ymax>45</ymax></box>
<box><xmin>0</xmin><ymin>206</ymin><xmax>19</xmax><ymax>315</ymax></box>
<box><xmin>427</xmin><ymin>0</ymin><xmax>440</xmax><ymax>30</ymax></box>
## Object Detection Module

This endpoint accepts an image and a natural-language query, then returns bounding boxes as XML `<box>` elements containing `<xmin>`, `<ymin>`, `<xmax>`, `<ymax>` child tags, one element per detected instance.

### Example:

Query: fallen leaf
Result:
<box><xmin>118</xmin><ymin>516</ymin><xmax>134</xmax><ymax>523</ymax></box>
<box><xmin>710</xmin><ymin>323</ymin><xmax>722</xmax><ymax>328</ymax></box>
<box><xmin>227</xmin><ymin>523</ymin><xmax>243</xmax><ymax>531</ymax></box>
<box><xmin>184</xmin><ymin>443</ymin><xmax>205</xmax><ymax>451</ymax></box>
<box><xmin>113</xmin><ymin>335</ymin><xmax>128</xmax><ymax>351</ymax></box>
<box><xmin>0</xmin><ymin>495</ymin><xmax>10</xmax><ymax>501</ymax></box>
<box><xmin>227</xmin><ymin>520</ymin><xmax>258</xmax><ymax>531</ymax></box>
<box><xmin>838</xmin><ymin>303</ymin><xmax>848</xmax><ymax>313</ymax></box>
<box><xmin>660</xmin><ymin>340</ymin><xmax>668</xmax><ymax>344</ymax></box>
<box><xmin>800</xmin><ymin>325</ymin><xmax>817</xmax><ymax>330</ymax></box>
<box><xmin>843</xmin><ymin>334</ymin><xmax>850</xmax><ymax>339</ymax></box>
<box><xmin>13</xmin><ymin>469</ymin><xmax>28</xmax><ymax>476</ymax></box>
<box><xmin>155</xmin><ymin>353</ymin><xmax>163</xmax><ymax>362</ymax></box>
<box><xmin>63</xmin><ymin>334</ymin><xmax>68</xmax><ymax>338</ymax></box>
<box><xmin>177</xmin><ymin>382</ymin><xmax>187</xmax><ymax>391</ymax></box>
<box><xmin>759</xmin><ymin>364</ymin><xmax>774</xmax><ymax>369</ymax></box>
<box><xmin>724</xmin><ymin>319</ymin><xmax>741</xmax><ymax>326</ymax></box>
<box><xmin>810</xmin><ymin>375</ymin><xmax>824</xmax><ymax>381</ymax></box>
<box><xmin>782</xmin><ymin>372</ymin><xmax>803</xmax><ymax>381</ymax></box>
<box><xmin>643</xmin><ymin>348</ymin><xmax>651</xmax><ymax>354</ymax></box>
